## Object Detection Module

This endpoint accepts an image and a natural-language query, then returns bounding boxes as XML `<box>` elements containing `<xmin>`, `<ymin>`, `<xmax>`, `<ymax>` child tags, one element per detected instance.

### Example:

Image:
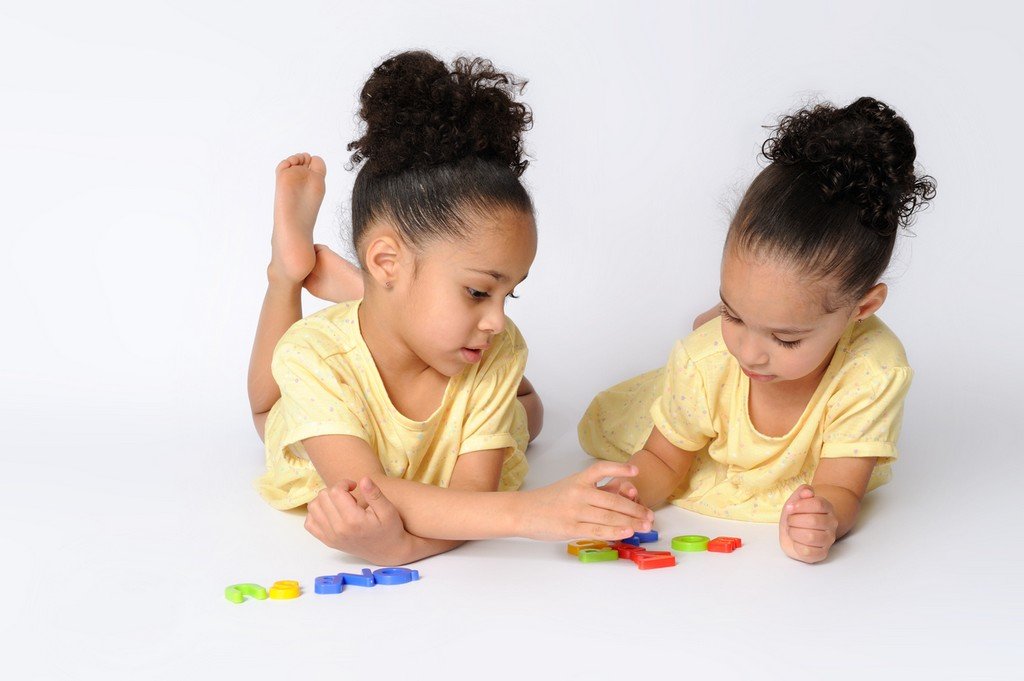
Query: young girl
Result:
<box><xmin>580</xmin><ymin>97</ymin><xmax>935</xmax><ymax>564</ymax></box>
<box><xmin>248</xmin><ymin>51</ymin><xmax>653</xmax><ymax>565</ymax></box>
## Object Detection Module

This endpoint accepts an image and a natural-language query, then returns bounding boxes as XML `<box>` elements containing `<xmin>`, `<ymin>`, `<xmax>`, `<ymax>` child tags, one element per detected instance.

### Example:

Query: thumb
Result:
<box><xmin>782</xmin><ymin>484</ymin><xmax>815</xmax><ymax>515</ymax></box>
<box><xmin>581</xmin><ymin>461</ymin><xmax>639</xmax><ymax>486</ymax></box>
<box><xmin>360</xmin><ymin>477</ymin><xmax>396</xmax><ymax>522</ymax></box>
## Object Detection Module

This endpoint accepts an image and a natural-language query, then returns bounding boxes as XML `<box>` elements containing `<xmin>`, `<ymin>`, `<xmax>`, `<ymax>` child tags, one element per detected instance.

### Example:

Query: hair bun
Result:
<box><xmin>762</xmin><ymin>96</ymin><xmax>936</xmax><ymax>236</ymax></box>
<box><xmin>347</xmin><ymin>51</ymin><xmax>532</xmax><ymax>178</ymax></box>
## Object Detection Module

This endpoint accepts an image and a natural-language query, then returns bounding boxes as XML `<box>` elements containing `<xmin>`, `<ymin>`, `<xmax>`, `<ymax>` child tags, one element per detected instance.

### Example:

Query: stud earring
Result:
<box><xmin>384</xmin><ymin>281</ymin><xmax>393</xmax><ymax>289</ymax></box>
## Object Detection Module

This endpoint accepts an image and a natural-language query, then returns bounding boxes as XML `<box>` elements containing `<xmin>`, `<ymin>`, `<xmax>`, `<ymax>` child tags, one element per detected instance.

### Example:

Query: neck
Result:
<box><xmin>358</xmin><ymin>291</ymin><xmax>433</xmax><ymax>382</ymax></box>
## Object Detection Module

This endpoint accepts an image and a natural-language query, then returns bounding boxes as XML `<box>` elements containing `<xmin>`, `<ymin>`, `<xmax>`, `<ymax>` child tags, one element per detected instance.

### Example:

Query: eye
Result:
<box><xmin>466</xmin><ymin>287</ymin><xmax>489</xmax><ymax>300</ymax></box>
<box><xmin>720</xmin><ymin>306</ymin><xmax>741</xmax><ymax>324</ymax></box>
<box><xmin>774</xmin><ymin>337</ymin><xmax>802</xmax><ymax>349</ymax></box>
<box><xmin>506</xmin><ymin>291</ymin><xmax>520</xmax><ymax>300</ymax></box>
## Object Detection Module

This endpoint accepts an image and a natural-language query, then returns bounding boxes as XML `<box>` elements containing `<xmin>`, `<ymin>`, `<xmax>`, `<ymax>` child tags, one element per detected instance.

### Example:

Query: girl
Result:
<box><xmin>248</xmin><ymin>51</ymin><xmax>653</xmax><ymax>566</ymax></box>
<box><xmin>580</xmin><ymin>97</ymin><xmax>935</xmax><ymax>564</ymax></box>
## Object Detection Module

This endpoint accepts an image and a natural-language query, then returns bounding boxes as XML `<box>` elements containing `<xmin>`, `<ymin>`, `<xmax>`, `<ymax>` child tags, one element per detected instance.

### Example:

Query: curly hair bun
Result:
<box><xmin>347</xmin><ymin>51</ymin><xmax>532</xmax><ymax>178</ymax></box>
<box><xmin>763</xmin><ymin>97</ymin><xmax>936</xmax><ymax>236</ymax></box>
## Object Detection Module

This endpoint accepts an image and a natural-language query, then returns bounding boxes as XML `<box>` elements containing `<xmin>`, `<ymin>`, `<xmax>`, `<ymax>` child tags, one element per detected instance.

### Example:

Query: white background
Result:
<box><xmin>2</xmin><ymin>1</ymin><xmax>1022</xmax><ymax>678</ymax></box>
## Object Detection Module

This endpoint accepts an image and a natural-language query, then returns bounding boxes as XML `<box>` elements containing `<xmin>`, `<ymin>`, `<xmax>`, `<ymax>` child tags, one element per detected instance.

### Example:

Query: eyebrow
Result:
<box><xmin>468</xmin><ymin>268</ymin><xmax>529</xmax><ymax>284</ymax></box>
<box><xmin>719</xmin><ymin>290</ymin><xmax>813</xmax><ymax>336</ymax></box>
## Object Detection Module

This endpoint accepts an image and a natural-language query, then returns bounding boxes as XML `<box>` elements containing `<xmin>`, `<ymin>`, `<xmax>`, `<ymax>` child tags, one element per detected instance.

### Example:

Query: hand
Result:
<box><xmin>599</xmin><ymin>476</ymin><xmax>640</xmax><ymax>503</ymax></box>
<box><xmin>517</xmin><ymin>462</ymin><xmax>654</xmax><ymax>541</ymax></box>
<box><xmin>779</xmin><ymin>485</ymin><xmax>839</xmax><ymax>564</ymax></box>
<box><xmin>305</xmin><ymin>477</ymin><xmax>410</xmax><ymax>565</ymax></box>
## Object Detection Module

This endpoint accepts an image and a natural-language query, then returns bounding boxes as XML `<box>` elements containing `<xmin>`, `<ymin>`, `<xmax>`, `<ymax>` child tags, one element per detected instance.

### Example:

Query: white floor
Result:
<box><xmin>3</xmin><ymin>395</ymin><xmax>1020</xmax><ymax>679</ymax></box>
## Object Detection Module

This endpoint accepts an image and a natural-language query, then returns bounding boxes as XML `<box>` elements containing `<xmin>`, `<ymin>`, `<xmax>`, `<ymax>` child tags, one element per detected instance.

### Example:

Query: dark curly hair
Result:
<box><xmin>346</xmin><ymin>51</ymin><xmax>534</xmax><ymax>259</ymax></box>
<box><xmin>727</xmin><ymin>96</ymin><xmax>936</xmax><ymax>307</ymax></box>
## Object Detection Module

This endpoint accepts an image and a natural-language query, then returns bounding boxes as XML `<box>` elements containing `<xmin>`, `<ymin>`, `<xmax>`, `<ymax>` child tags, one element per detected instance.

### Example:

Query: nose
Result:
<box><xmin>479</xmin><ymin>302</ymin><xmax>506</xmax><ymax>337</ymax></box>
<box><xmin>735</xmin><ymin>334</ymin><xmax>769</xmax><ymax>369</ymax></box>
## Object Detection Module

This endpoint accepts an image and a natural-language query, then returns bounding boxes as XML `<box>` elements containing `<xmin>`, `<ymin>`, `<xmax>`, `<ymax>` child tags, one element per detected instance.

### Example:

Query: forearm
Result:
<box><xmin>366</xmin><ymin>475</ymin><xmax>521</xmax><ymax>541</ymax></box>
<box><xmin>628</xmin><ymin>448</ymin><xmax>691</xmax><ymax>508</ymax></box>
<box><xmin>248</xmin><ymin>274</ymin><xmax>302</xmax><ymax>416</ymax></box>
<box><xmin>388</xmin><ymin>535</ymin><xmax>466</xmax><ymax>565</ymax></box>
<box><xmin>811</xmin><ymin>484</ymin><xmax>862</xmax><ymax>538</ymax></box>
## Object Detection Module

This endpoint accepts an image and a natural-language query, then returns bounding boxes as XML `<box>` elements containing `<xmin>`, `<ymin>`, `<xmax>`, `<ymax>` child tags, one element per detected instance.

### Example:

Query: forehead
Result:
<box><xmin>720</xmin><ymin>249</ymin><xmax>829</xmax><ymax>326</ymax></box>
<box><xmin>427</xmin><ymin>209</ymin><xmax>536</xmax><ymax>275</ymax></box>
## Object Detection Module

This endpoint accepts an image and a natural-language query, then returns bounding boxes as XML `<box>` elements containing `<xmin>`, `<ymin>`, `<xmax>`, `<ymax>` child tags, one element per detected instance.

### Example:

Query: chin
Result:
<box><xmin>431</xmin><ymin>356</ymin><xmax>465</xmax><ymax>378</ymax></box>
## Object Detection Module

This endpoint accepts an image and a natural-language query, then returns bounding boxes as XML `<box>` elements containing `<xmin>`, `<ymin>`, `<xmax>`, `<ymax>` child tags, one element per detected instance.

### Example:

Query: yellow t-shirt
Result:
<box><xmin>255</xmin><ymin>300</ymin><xmax>530</xmax><ymax>510</ymax></box>
<box><xmin>578</xmin><ymin>315</ymin><xmax>912</xmax><ymax>522</ymax></box>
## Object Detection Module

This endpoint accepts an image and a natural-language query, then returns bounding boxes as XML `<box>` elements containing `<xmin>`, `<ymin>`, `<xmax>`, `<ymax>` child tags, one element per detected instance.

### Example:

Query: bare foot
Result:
<box><xmin>304</xmin><ymin>244</ymin><xmax>366</xmax><ymax>302</ymax></box>
<box><xmin>269</xmin><ymin>153</ymin><xmax>327</xmax><ymax>284</ymax></box>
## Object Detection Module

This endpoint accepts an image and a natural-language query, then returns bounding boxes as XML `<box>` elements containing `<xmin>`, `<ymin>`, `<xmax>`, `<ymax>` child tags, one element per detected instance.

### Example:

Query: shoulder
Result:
<box><xmin>841</xmin><ymin>315</ymin><xmax>911</xmax><ymax>375</ymax></box>
<box><xmin>830</xmin><ymin>315</ymin><xmax>913</xmax><ymax>400</ymax></box>
<box><xmin>275</xmin><ymin>300</ymin><xmax>361</xmax><ymax>361</ymax></box>
<box><xmin>674</xmin><ymin>316</ymin><xmax>733</xmax><ymax>372</ymax></box>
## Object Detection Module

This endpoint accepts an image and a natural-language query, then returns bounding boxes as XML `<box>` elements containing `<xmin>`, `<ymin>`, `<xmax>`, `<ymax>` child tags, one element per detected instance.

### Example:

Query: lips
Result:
<box><xmin>460</xmin><ymin>347</ymin><xmax>485</xmax><ymax>363</ymax></box>
<box><xmin>742</xmin><ymin>366</ymin><xmax>775</xmax><ymax>382</ymax></box>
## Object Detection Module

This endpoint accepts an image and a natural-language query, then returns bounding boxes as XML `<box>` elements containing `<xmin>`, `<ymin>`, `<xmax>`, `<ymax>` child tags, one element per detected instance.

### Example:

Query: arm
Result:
<box><xmin>302</xmin><ymin>434</ymin><xmax>654</xmax><ymax>556</ymax></box>
<box><xmin>391</xmin><ymin>447</ymin><xmax>507</xmax><ymax>564</ymax></box>
<box><xmin>304</xmin><ymin>435</ymin><xmax>520</xmax><ymax>540</ymax></box>
<box><xmin>603</xmin><ymin>426</ymin><xmax>698</xmax><ymax>509</ymax></box>
<box><xmin>516</xmin><ymin>375</ymin><xmax>544</xmax><ymax>443</ymax></box>
<box><xmin>779</xmin><ymin>456</ymin><xmax>877</xmax><ymax>563</ymax></box>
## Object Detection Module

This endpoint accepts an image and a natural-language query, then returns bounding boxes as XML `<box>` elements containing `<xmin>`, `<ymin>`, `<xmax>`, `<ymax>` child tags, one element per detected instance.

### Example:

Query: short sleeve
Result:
<box><xmin>271</xmin><ymin>337</ymin><xmax>371</xmax><ymax>455</ymax></box>
<box><xmin>821</xmin><ymin>366</ymin><xmax>913</xmax><ymax>461</ymax></box>
<box><xmin>649</xmin><ymin>340</ymin><xmax>716</xmax><ymax>452</ymax></box>
<box><xmin>458</xmin><ymin>331</ymin><xmax>528</xmax><ymax>456</ymax></box>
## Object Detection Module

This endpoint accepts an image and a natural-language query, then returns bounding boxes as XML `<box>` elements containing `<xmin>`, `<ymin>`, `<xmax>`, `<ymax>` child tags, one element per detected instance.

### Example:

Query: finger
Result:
<box><xmin>790</xmin><ymin>497</ymin><xmax>830</xmax><ymax>515</ymax></box>
<box><xmin>359</xmin><ymin>477</ymin><xmax>398</xmax><ymax>525</ymax></box>
<box><xmin>578</xmin><ymin>505</ymin><xmax>651</xmax><ymax>533</ymax></box>
<box><xmin>587</xmin><ymin>487</ymin><xmax>654</xmax><ymax>523</ymax></box>
<box><xmin>304</xmin><ymin>501</ymin><xmax>327</xmax><ymax>540</ymax></box>
<box><xmin>783</xmin><ymin>484</ymin><xmax>814</xmax><ymax>510</ymax></box>
<box><xmin>790</xmin><ymin>540</ymin><xmax>828</xmax><ymax>563</ymax></box>
<box><xmin>787</xmin><ymin>513</ymin><xmax>838</xmax><ymax>532</ymax></box>
<box><xmin>324</xmin><ymin>480</ymin><xmax>361</xmax><ymax>525</ymax></box>
<box><xmin>787</xmin><ymin>527</ymin><xmax>833</xmax><ymax>548</ymax></box>
<box><xmin>579</xmin><ymin>462</ymin><xmax>639</xmax><ymax>487</ymax></box>
<box><xmin>574</xmin><ymin>523</ymin><xmax>636</xmax><ymax>542</ymax></box>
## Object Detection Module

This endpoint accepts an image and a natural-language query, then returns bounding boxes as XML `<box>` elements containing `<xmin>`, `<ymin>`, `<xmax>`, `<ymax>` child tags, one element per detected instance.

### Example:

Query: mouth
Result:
<box><xmin>460</xmin><ymin>346</ymin><xmax>487</xmax><ymax>363</ymax></box>
<box><xmin>741</xmin><ymin>366</ymin><xmax>776</xmax><ymax>382</ymax></box>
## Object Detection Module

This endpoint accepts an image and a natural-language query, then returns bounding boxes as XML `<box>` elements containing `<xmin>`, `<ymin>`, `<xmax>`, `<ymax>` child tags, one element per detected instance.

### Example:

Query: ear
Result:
<box><xmin>362</xmin><ymin>232</ymin><xmax>405</xmax><ymax>289</ymax></box>
<box><xmin>851</xmin><ymin>282</ymin><xmax>887</xmax><ymax>322</ymax></box>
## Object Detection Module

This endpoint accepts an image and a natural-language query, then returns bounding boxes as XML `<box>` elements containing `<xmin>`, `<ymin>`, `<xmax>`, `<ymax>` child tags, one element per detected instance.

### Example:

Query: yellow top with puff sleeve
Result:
<box><xmin>256</xmin><ymin>300</ymin><xmax>530</xmax><ymax>510</ymax></box>
<box><xmin>578</xmin><ymin>315</ymin><xmax>912</xmax><ymax>522</ymax></box>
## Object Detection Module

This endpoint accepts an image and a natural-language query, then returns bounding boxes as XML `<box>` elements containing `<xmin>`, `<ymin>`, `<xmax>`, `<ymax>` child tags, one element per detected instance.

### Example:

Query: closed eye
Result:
<box><xmin>720</xmin><ymin>306</ymin><xmax>741</xmax><ymax>324</ymax></box>
<box><xmin>774</xmin><ymin>337</ymin><xmax>802</xmax><ymax>349</ymax></box>
<box><xmin>468</xmin><ymin>287</ymin><xmax>520</xmax><ymax>300</ymax></box>
<box><xmin>722</xmin><ymin>305</ymin><xmax>802</xmax><ymax>348</ymax></box>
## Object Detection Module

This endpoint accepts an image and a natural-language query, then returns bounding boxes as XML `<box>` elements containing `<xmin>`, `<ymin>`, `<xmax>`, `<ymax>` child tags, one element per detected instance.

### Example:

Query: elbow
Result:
<box><xmin>252</xmin><ymin>411</ymin><xmax>269</xmax><ymax>443</ymax></box>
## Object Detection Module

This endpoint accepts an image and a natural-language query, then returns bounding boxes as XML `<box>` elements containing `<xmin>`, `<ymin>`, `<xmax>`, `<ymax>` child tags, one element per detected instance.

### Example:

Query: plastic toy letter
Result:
<box><xmin>224</xmin><ymin>583</ymin><xmax>268</xmax><ymax>604</ymax></box>
<box><xmin>314</xmin><ymin>575</ymin><xmax>344</xmax><ymax>594</ymax></box>
<box><xmin>372</xmin><ymin>568</ymin><xmax>420</xmax><ymax>585</ymax></box>
<box><xmin>339</xmin><ymin>568</ymin><xmax>376</xmax><ymax>587</ymax></box>
<box><xmin>268</xmin><ymin>580</ymin><xmax>301</xmax><ymax>599</ymax></box>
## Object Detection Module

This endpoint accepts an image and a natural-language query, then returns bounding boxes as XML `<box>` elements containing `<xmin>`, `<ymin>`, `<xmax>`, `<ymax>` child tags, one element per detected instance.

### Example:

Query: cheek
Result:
<box><xmin>782</xmin><ymin>343</ymin><xmax>830</xmax><ymax>376</ymax></box>
<box><xmin>720</xmin><ymin>323</ymin><xmax>739</xmax><ymax>353</ymax></box>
